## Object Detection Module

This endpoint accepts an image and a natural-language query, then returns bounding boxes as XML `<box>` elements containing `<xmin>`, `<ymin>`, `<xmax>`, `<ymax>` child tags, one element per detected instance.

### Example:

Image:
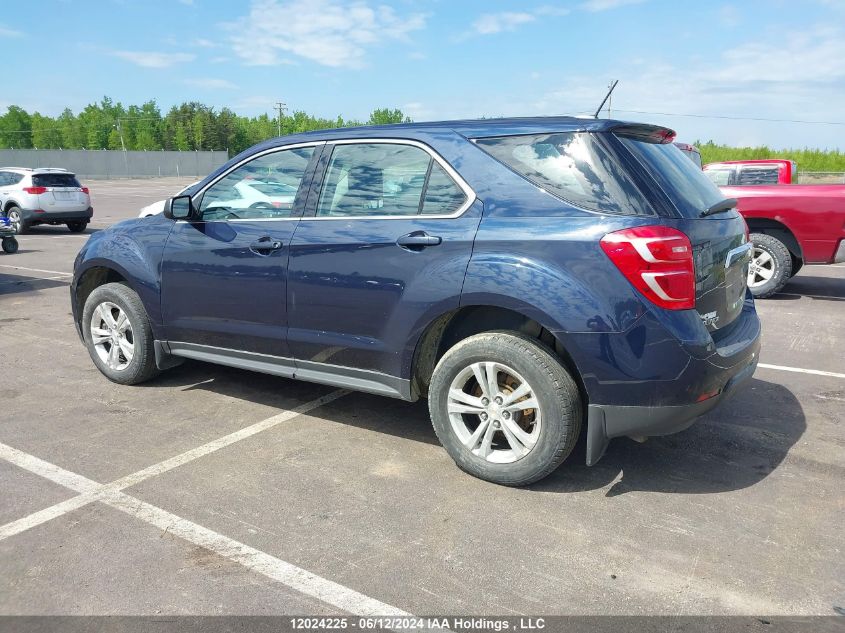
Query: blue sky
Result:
<box><xmin>3</xmin><ymin>0</ymin><xmax>845</xmax><ymax>149</ymax></box>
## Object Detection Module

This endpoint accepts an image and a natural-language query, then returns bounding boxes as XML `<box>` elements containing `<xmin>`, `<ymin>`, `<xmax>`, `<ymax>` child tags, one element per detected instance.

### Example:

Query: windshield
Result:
<box><xmin>618</xmin><ymin>136</ymin><xmax>726</xmax><ymax>218</ymax></box>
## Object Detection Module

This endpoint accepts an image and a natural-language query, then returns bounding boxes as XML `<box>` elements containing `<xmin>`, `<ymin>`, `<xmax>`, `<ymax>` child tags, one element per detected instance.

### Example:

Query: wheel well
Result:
<box><xmin>3</xmin><ymin>201</ymin><xmax>19</xmax><ymax>214</ymax></box>
<box><xmin>410</xmin><ymin>305</ymin><xmax>586</xmax><ymax>403</ymax></box>
<box><xmin>745</xmin><ymin>218</ymin><xmax>803</xmax><ymax>263</ymax></box>
<box><xmin>74</xmin><ymin>267</ymin><xmax>128</xmax><ymax>324</ymax></box>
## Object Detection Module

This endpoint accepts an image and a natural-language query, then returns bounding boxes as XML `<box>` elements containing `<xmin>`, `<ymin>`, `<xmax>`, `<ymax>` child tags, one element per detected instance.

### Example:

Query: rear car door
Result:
<box><xmin>287</xmin><ymin>140</ymin><xmax>481</xmax><ymax>386</ymax></box>
<box><xmin>160</xmin><ymin>143</ymin><xmax>321</xmax><ymax>357</ymax></box>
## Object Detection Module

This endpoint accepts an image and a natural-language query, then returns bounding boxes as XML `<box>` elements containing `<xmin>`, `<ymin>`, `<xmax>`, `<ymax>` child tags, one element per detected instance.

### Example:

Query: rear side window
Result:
<box><xmin>475</xmin><ymin>132</ymin><xmax>652</xmax><ymax>215</ymax></box>
<box><xmin>617</xmin><ymin>136</ymin><xmax>725</xmax><ymax>218</ymax></box>
<box><xmin>32</xmin><ymin>173</ymin><xmax>81</xmax><ymax>188</ymax></box>
<box><xmin>704</xmin><ymin>169</ymin><xmax>734</xmax><ymax>186</ymax></box>
<box><xmin>316</xmin><ymin>143</ymin><xmax>467</xmax><ymax>218</ymax></box>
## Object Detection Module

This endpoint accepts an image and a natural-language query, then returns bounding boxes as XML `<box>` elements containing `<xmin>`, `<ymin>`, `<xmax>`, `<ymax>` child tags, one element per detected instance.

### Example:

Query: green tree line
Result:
<box><xmin>0</xmin><ymin>98</ymin><xmax>410</xmax><ymax>156</ymax></box>
<box><xmin>696</xmin><ymin>140</ymin><xmax>845</xmax><ymax>172</ymax></box>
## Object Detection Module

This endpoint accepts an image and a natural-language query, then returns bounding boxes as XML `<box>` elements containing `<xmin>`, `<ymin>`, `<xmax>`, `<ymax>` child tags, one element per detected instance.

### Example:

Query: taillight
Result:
<box><xmin>600</xmin><ymin>226</ymin><xmax>696</xmax><ymax>310</ymax></box>
<box><xmin>80</xmin><ymin>187</ymin><xmax>90</xmax><ymax>194</ymax></box>
<box><xmin>23</xmin><ymin>186</ymin><xmax>47</xmax><ymax>195</ymax></box>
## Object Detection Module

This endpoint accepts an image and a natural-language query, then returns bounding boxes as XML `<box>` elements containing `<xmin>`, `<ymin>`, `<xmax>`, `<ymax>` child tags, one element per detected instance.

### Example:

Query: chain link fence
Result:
<box><xmin>0</xmin><ymin>149</ymin><xmax>229</xmax><ymax>179</ymax></box>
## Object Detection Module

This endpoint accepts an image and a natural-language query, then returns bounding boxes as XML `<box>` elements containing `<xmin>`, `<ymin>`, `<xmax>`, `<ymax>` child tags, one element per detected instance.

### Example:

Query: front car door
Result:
<box><xmin>160</xmin><ymin>142</ymin><xmax>322</xmax><ymax>358</ymax></box>
<box><xmin>287</xmin><ymin>139</ymin><xmax>481</xmax><ymax>398</ymax></box>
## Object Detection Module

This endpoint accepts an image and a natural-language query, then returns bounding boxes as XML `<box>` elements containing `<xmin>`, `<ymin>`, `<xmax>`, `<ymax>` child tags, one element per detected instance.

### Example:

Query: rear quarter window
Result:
<box><xmin>474</xmin><ymin>132</ymin><xmax>653</xmax><ymax>215</ymax></box>
<box><xmin>32</xmin><ymin>173</ymin><xmax>81</xmax><ymax>188</ymax></box>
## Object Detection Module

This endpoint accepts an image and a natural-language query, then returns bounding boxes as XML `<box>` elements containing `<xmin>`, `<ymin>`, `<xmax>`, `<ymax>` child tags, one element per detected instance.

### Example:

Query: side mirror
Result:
<box><xmin>164</xmin><ymin>195</ymin><xmax>195</xmax><ymax>220</ymax></box>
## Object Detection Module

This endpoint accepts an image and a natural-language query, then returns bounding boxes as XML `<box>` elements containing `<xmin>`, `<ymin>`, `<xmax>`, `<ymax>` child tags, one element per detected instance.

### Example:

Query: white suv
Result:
<box><xmin>0</xmin><ymin>167</ymin><xmax>93</xmax><ymax>234</ymax></box>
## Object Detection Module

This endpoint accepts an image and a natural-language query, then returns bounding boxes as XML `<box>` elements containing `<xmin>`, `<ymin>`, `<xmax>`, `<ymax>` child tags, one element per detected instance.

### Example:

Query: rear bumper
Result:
<box><xmin>585</xmin><ymin>351</ymin><xmax>758</xmax><ymax>465</ymax></box>
<box><xmin>21</xmin><ymin>207</ymin><xmax>93</xmax><ymax>223</ymax></box>
<box><xmin>575</xmin><ymin>293</ymin><xmax>762</xmax><ymax>466</ymax></box>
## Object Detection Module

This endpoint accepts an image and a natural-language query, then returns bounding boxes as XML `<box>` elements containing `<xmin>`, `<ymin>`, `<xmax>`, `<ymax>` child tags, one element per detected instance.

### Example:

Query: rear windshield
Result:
<box><xmin>475</xmin><ymin>132</ymin><xmax>653</xmax><ymax>215</ymax></box>
<box><xmin>617</xmin><ymin>136</ymin><xmax>725</xmax><ymax>218</ymax></box>
<box><xmin>32</xmin><ymin>173</ymin><xmax>81</xmax><ymax>188</ymax></box>
<box><xmin>737</xmin><ymin>166</ymin><xmax>779</xmax><ymax>185</ymax></box>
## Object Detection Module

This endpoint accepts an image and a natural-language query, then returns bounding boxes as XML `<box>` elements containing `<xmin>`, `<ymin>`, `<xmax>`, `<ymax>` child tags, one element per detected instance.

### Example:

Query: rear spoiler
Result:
<box><xmin>609</xmin><ymin>124</ymin><xmax>677</xmax><ymax>144</ymax></box>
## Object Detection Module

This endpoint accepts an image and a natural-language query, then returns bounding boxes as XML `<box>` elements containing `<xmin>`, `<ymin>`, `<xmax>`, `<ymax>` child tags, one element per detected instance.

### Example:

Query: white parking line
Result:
<box><xmin>758</xmin><ymin>363</ymin><xmax>845</xmax><ymax>379</ymax></box>
<box><xmin>0</xmin><ymin>389</ymin><xmax>347</xmax><ymax>540</ymax></box>
<box><xmin>0</xmin><ymin>441</ymin><xmax>407</xmax><ymax>616</ymax></box>
<box><xmin>0</xmin><ymin>264</ymin><xmax>72</xmax><ymax>276</ymax></box>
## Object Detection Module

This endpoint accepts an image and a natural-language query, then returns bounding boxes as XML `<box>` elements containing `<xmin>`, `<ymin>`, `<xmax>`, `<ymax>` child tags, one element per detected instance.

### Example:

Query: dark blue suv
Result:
<box><xmin>71</xmin><ymin>117</ymin><xmax>760</xmax><ymax>485</ymax></box>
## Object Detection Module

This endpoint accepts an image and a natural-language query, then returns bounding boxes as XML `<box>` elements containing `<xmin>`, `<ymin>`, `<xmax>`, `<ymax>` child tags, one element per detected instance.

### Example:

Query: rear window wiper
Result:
<box><xmin>701</xmin><ymin>198</ymin><xmax>738</xmax><ymax>217</ymax></box>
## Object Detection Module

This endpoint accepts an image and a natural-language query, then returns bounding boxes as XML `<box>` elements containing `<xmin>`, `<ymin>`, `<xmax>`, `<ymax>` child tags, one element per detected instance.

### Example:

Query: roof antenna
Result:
<box><xmin>594</xmin><ymin>79</ymin><xmax>619</xmax><ymax>118</ymax></box>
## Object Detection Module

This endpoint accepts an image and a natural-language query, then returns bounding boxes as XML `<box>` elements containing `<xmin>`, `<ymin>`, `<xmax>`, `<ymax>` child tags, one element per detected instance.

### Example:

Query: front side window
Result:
<box><xmin>475</xmin><ymin>132</ymin><xmax>652</xmax><ymax>215</ymax></box>
<box><xmin>199</xmin><ymin>146</ymin><xmax>314</xmax><ymax>221</ymax></box>
<box><xmin>316</xmin><ymin>143</ymin><xmax>467</xmax><ymax>218</ymax></box>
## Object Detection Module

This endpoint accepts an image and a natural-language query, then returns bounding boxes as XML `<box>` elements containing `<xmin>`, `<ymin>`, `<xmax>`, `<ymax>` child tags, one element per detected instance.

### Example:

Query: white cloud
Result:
<box><xmin>112</xmin><ymin>50</ymin><xmax>195</xmax><ymax>68</ymax></box>
<box><xmin>226</xmin><ymin>0</ymin><xmax>426</xmax><ymax>69</ymax></box>
<box><xmin>468</xmin><ymin>6</ymin><xmax>570</xmax><ymax>36</ymax></box>
<box><xmin>0</xmin><ymin>24</ymin><xmax>23</xmax><ymax>38</ymax></box>
<box><xmin>472</xmin><ymin>12</ymin><xmax>535</xmax><ymax>35</ymax></box>
<box><xmin>581</xmin><ymin>0</ymin><xmax>645</xmax><ymax>12</ymax></box>
<box><xmin>519</xmin><ymin>24</ymin><xmax>845</xmax><ymax>147</ymax></box>
<box><xmin>184</xmin><ymin>78</ymin><xmax>238</xmax><ymax>90</ymax></box>
<box><xmin>192</xmin><ymin>38</ymin><xmax>217</xmax><ymax>48</ymax></box>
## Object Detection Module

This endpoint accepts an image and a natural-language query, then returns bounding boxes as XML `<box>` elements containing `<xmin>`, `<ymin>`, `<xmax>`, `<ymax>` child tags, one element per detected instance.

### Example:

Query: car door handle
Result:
<box><xmin>396</xmin><ymin>232</ymin><xmax>442</xmax><ymax>250</ymax></box>
<box><xmin>249</xmin><ymin>237</ymin><xmax>283</xmax><ymax>255</ymax></box>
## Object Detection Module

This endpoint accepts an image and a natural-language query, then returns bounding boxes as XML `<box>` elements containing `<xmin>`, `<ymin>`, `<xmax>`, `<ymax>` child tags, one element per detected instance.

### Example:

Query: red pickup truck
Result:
<box><xmin>703</xmin><ymin>160</ymin><xmax>845</xmax><ymax>297</ymax></box>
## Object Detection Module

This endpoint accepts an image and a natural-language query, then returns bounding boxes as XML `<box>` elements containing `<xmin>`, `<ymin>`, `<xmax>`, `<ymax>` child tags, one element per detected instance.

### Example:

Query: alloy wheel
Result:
<box><xmin>447</xmin><ymin>361</ymin><xmax>541</xmax><ymax>464</ymax></box>
<box><xmin>90</xmin><ymin>302</ymin><xmax>134</xmax><ymax>371</ymax></box>
<box><xmin>747</xmin><ymin>246</ymin><xmax>775</xmax><ymax>288</ymax></box>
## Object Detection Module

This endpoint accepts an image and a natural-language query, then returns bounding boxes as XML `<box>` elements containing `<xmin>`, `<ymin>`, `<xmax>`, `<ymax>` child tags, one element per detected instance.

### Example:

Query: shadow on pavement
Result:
<box><xmin>777</xmin><ymin>273</ymin><xmax>845</xmax><ymax>301</ymax></box>
<box><xmin>148</xmin><ymin>362</ymin><xmax>804</xmax><ymax>496</ymax></box>
<box><xmin>531</xmin><ymin>378</ymin><xmax>804</xmax><ymax>495</ymax></box>
<box><xmin>0</xmin><ymin>272</ymin><xmax>70</xmax><ymax>295</ymax></box>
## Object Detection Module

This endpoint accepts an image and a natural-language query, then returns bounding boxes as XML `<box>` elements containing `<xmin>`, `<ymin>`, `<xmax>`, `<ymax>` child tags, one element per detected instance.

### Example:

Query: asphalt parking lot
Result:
<box><xmin>0</xmin><ymin>178</ymin><xmax>843</xmax><ymax>617</ymax></box>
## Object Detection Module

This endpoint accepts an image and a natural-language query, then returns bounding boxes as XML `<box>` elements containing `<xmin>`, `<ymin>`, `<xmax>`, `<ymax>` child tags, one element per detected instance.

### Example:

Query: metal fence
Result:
<box><xmin>795</xmin><ymin>171</ymin><xmax>845</xmax><ymax>184</ymax></box>
<box><xmin>0</xmin><ymin>149</ymin><xmax>229</xmax><ymax>179</ymax></box>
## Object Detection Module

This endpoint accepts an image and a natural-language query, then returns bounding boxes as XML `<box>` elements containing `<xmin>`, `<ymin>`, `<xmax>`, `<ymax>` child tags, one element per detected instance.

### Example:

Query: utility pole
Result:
<box><xmin>275</xmin><ymin>101</ymin><xmax>287</xmax><ymax>137</ymax></box>
<box><xmin>593</xmin><ymin>80</ymin><xmax>619</xmax><ymax>119</ymax></box>
<box><xmin>115</xmin><ymin>119</ymin><xmax>126</xmax><ymax>151</ymax></box>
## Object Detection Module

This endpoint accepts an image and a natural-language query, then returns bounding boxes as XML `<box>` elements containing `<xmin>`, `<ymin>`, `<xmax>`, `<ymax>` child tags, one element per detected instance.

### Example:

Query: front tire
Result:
<box><xmin>748</xmin><ymin>233</ymin><xmax>792</xmax><ymax>298</ymax></box>
<box><xmin>429</xmin><ymin>331</ymin><xmax>582</xmax><ymax>486</ymax></box>
<box><xmin>82</xmin><ymin>282</ymin><xmax>160</xmax><ymax>385</ymax></box>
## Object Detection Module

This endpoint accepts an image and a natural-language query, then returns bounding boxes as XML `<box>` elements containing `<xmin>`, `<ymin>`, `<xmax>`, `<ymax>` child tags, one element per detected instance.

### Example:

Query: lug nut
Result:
<box><xmin>493</xmin><ymin>421</ymin><xmax>501</xmax><ymax>428</ymax></box>
<box><xmin>480</xmin><ymin>412</ymin><xmax>488</xmax><ymax>421</ymax></box>
<box><xmin>481</xmin><ymin>398</ymin><xmax>489</xmax><ymax>406</ymax></box>
<box><xmin>494</xmin><ymin>396</ymin><xmax>503</xmax><ymax>405</ymax></box>
<box><xmin>502</xmin><ymin>411</ymin><xmax>510</xmax><ymax>419</ymax></box>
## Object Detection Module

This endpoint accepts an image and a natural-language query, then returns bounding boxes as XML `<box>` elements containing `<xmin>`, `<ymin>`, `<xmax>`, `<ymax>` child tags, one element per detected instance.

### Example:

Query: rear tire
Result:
<box><xmin>748</xmin><ymin>233</ymin><xmax>792</xmax><ymax>298</ymax></box>
<box><xmin>429</xmin><ymin>331</ymin><xmax>582</xmax><ymax>486</ymax></box>
<box><xmin>2</xmin><ymin>237</ymin><xmax>18</xmax><ymax>253</ymax></box>
<box><xmin>6</xmin><ymin>207</ymin><xmax>27</xmax><ymax>235</ymax></box>
<box><xmin>81</xmin><ymin>282</ymin><xmax>160</xmax><ymax>385</ymax></box>
<box><xmin>67</xmin><ymin>220</ymin><xmax>87</xmax><ymax>233</ymax></box>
